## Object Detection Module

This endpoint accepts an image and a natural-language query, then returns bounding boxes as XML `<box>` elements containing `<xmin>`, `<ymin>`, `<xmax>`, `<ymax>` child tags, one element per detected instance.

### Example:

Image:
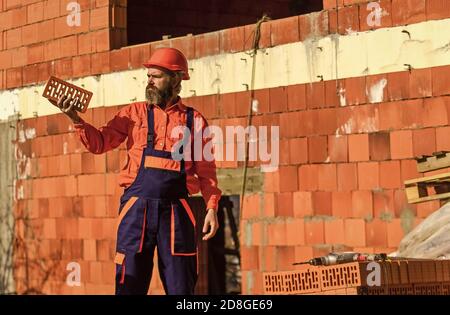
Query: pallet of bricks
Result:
<box><xmin>263</xmin><ymin>259</ymin><xmax>450</xmax><ymax>295</ymax></box>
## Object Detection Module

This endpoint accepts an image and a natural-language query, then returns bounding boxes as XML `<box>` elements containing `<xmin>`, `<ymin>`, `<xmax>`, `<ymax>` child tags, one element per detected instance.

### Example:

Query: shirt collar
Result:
<box><xmin>148</xmin><ymin>96</ymin><xmax>186</xmax><ymax>112</ymax></box>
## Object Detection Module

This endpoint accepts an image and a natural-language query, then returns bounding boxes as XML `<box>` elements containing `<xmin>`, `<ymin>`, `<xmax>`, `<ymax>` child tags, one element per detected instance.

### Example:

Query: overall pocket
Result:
<box><xmin>116</xmin><ymin>197</ymin><xmax>146</xmax><ymax>254</ymax></box>
<box><xmin>171</xmin><ymin>199</ymin><xmax>197</xmax><ymax>256</ymax></box>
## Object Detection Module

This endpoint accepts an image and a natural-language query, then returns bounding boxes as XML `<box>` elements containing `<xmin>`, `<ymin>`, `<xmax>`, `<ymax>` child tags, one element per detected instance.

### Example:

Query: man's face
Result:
<box><xmin>146</xmin><ymin>67</ymin><xmax>176</xmax><ymax>105</ymax></box>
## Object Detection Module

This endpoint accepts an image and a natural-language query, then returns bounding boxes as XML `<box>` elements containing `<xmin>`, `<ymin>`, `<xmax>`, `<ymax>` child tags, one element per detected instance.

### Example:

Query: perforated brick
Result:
<box><xmin>263</xmin><ymin>269</ymin><xmax>321</xmax><ymax>295</ymax></box>
<box><xmin>42</xmin><ymin>76</ymin><xmax>93</xmax><ymax>113</ymax></box>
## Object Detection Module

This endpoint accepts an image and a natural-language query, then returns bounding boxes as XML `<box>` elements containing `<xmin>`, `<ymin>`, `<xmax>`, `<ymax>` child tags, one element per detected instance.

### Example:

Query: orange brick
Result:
<box><xmin>357</xmin><ymin>162</ymin><xmax>379</xmax><ymax>190</ymax></box>
<box><xmin>92</xmin><ymin>29</ymin><xmax>111</xmax><ymax>52</ymax></box>
<box><xmin>344</xmin><ymin>219</ymin><xmax>366</xmax><ymax>247</ymax></box>
<box><xmin>289</xmin><ymin>137</ymin><xmax>308</xmax><ymax>165</ymax></box>
<box><xmin>90</xmin><ymin>6</ymin><xmax>110</xmax><ymax>31</ymax></box>
<box><xmin>409</xmin><ymin>68</ymin><xmax>432</xmax><ymax>98</ymax></box>
<box><xmin>392</xmin><ymin>0</ymin><xmax>426</xmax><ymax>26</ymax></box>
<box><xmin>60</xmin><ymin>35</ymin><xmax>79</xmax><ymax>58</ymax></box>
<box><xmin>394</xmin><ymin>189</ymin><xmax>415</xmax><ymax>217</ymax></box>
<box><xmin>44</xmin><ymin>0</ymin><xmax>60</xmax><ymax>19</ymax></box>
<box><xmin>427</xmin><ymin>0</ymin><xmax>450</xmax><ymax>20</ymax></box>
<box><xmin>373</xmin><ymin>189</ymin><xmax>395</xmax><ymax>219</ymax></box>
<box><xmin>6</xmin><ymin>28</ymin><xmax>21</xmax><ymax>49</ymax></box>
<box><xmin>332</xmin><ymin>191</ymin><xmax>352</xmax><ymax>218</ymax></box>
<box><xmin>304</xmin><ymin>219</ymin><xmax>324</xmax><ymax>245</ymax></box>
<box><xmin>299</xmin><ymin>11</ymin><xmax>329</xmax><ymax>41</ymax></box>
<box><xmin>219</xmin><ymin>26</ymin><xmax>244</xmax><ymax>54</ymax></box>
<box><xmin>317</xmin><ymin>164</ymin><xmax>337</xmax><ymax>191</ymax></box>
<box><xmin>308</xmin><ymin>136</ymin><xmax>328</xmax><ymax>163</ymax></box>
<box><xmin>379</xmin><ymin>161</ymin><xmax>402</xmax><ymax>189</ymax></box>
<box><xmin>436</xmin><ymin>126</ymin><xmax>450</xmax><ymax>151</ymax></box>
<box><xmin>279</xmin><ymin>166</ymin><xmax>298</xmax><ymax>192</ymax></box>
<box><xmin>369</xmin><ymin>132</ymin><xmax>390</xmax><ymax>161</ymax></box>
<box><xmin>242</xmin><ymin>194</ymin><xmax>260</xmax><ymax>219</ymax></box>
<box><xmin>22</xmin><ymin>23</ymin><xmax>39</xmax><ymax>46</ymax></box>
<box><xmin>312</xmin><ymin>191</ymin><xmax>332</xmax><ymax>216</ymax></box>
<box><xmin>194</xmin><ymin>32</ymin><xmax>220</xmax><ymax>58</ymax></box>
<box><xmin>306</xmin><ymin>81</ymin><xmax>325</xmax><ymax>109</ymax></box>
<box><xmin>329</xmin><ymin>5</ymin><xmax>360</xmax><ymax>35</ymax></box>
<box><xmin>27</xmin><ymin>1</ymin><xmax>43</xmax><ymax>24</ymax></box>
<box><xmin>387</xmin><ymin>71</ymin><xmax>410</xmax><ymax>101</ymax></box>
<box><xmin>328</xmin><ymin>135</ymin><xmax>348</xmax><ymax>162</ymax></box>
<box><xmin>287</xmin><ymin>84</ymin><xmax>306</xmax><ymax>111</ymax></box>
<box><xmin>269</xmin><ymin>86</ymin><xmax>288</xmax><ymax>113</ymax></box>
<box><xmin>298</xmin><ymin>164</ymin><xmax>318</xmax><ymax>191</ymax></box>
<box><xmin>293</xmin><ymin>191</ymin><xmax>313</xmax><ymax>218</ymax></box>
<box><xmin>417</xmin><ymin>200</ymin><xmax>440</xmax><ymax>218</ymax></box>
<box><xmin>349</xmin><ymin>134</ymin><xmax>369</xmax><ymax>162</ymax></box>
<box><xmin>387</xmin><ymin>219</ymin><xmax>404</xmax><ymax>247</ymax></box>
<box><xmin>413</xmin><ymin>128</ymin><xmax>436</xmax><ymax>156</ymax></box>
<box><xmin>277</xmin><ymin>246</ymin><xmax>296</xmax><ymax>271</ymax></box>
<box><xmin>366</xmin><ymin>219</ymin><xmax>388</xmax><ymax>247</ymax></box>
<box><xmin>27</xmin><ymin>43</ymin><xmax>44</xmax><ymax>65</ymax></box>
<box><xmin>241</xmin><ymin>246</ymin><xmax>259</xmax><ymax>271</ymax></box>
<box><xmin>276</xmin><ymin>192</ymin><xmax>293</xmax><ymax>217</ymax></box>
<box><xmin>260</xmin><ymin>246</ymin><xmax>277</xmax><ymax>272</ymax></box>
<box><xmin>91</xmin><ymin>51</ymin><xmax>110</xmax><ymax>74</ymax></box>
<box><xmin>324</xmin><ymin>219</ymin><xmax>345</xmax><ymax>244</ymax></box>
<box><xmin>337</xmin><ymin>163</ymin><xmax>358</xmax><ymax>191</ymax></box>
<box><xmin>390</xmin><ymin>130</ymin><xmax>413</xmax><ymax>159</ymax></box>
<box><xmin>77</xmin><ymin>174</ymin><xmax>107</xmax><ymax>196</ymax></box>
<box><xmin>129</xmin><ymin>42</ymin><xmax>151</xmax><ymax>68</ymax></box>
<box><xmin>110</xmin><ymin>47</ymin><xmax>130</xmax><ymax>72</ymax></box>
<box><xmin>72</xmin><ymin>54</ymin><xmax>91</xmax><ymax>78</ymax></box>
<box><xmin>270</xmin><ymin>16</ymin><xmax>299</xmax><ymax>46</ymax></box>
<box><xmin>251</xmin><ymin>221</ymin><xmax>265</xmax><ymax>246</ymax></box>
<box><xmin>352</xmin><ymin>190</ymin><xmax>373</xmax><ymax>219</ymax></box>
<box><xmin>286</xmin><ymin>218</ymin><xmax>305</xmax><ymax>246</ymax></box>
<box><xmin>6</xmin><ymin>67</ymin><xmax>22</xmax><ymax>89</ymax></box>
<box><xmin>294</xmin><ymin>246</ymin><xmax>314</xmax><ymax>265</ymax></box>
<box><xmin>267</xmin><ymin>221</ymin><xmax>287</xmax><ymax>246</ymax></box>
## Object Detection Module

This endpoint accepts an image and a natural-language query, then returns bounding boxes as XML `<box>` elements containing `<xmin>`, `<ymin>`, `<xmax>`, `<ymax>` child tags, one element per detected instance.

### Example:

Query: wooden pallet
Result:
<box><xmin>404</xmin><ymin>172</ymin><xmax>450</xmax><ymax>204</ymax></box>
<box><xmin>42</xmin><ymin>76</ymin><xmax>93</xmax><ymax>113</ymax></box>
<box><xmin>416</xmin><ymin>151</ymin><xmax>450</xmax><ymax>173</ymax></box>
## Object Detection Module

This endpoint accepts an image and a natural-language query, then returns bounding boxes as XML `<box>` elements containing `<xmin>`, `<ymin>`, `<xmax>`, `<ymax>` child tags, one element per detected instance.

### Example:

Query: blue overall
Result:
<box><xmin>114</xmin><ymin>105</ymin><xmax>197</xmax><ymax>295</ymax></box>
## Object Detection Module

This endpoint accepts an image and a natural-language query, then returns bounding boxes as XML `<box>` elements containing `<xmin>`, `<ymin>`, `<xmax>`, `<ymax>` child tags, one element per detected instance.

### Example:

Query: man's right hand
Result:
<box><xmin>53</xmin><ymin>95</ymin><xmax>82</xmax><ymax>124</ymax></box>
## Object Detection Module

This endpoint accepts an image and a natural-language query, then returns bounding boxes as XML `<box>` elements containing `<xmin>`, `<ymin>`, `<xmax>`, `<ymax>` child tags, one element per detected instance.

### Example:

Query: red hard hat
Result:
<box><xmin>143</xmin><ymin>47</ymin><xmax>190</xmax><ymax>80</ymax></box>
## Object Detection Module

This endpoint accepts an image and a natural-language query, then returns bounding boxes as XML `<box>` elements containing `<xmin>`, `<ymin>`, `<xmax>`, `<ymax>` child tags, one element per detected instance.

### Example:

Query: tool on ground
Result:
<box><xmin>42</xmin><ymin>76</ymin><xmax>93</xmax><ymax>113</ymax></box>
<box><xmin>293</xmin><ymin>252</ymin><xmax>387</xmax><ymax>266</ymax></box>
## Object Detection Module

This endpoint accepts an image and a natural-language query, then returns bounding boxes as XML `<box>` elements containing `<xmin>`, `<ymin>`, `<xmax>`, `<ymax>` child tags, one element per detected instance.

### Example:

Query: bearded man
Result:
<box><xmin>53</xmin><ymin>48</ymin><xmax>222</xmax><ymax>295</ymax></box>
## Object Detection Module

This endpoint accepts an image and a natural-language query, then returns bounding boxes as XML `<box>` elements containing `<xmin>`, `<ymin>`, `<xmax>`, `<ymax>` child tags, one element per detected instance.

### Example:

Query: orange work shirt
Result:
<box><xmin>73</xmin><ymin>99</ymin><xmax>222</xmax><ymax>210</ymax></box>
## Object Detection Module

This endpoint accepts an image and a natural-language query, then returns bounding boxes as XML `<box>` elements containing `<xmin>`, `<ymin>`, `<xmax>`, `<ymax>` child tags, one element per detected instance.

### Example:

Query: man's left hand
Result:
<box><xmin>202</xmin><ymin>209</ymin><xmax>218</xmax><ymax>240</ymax></box>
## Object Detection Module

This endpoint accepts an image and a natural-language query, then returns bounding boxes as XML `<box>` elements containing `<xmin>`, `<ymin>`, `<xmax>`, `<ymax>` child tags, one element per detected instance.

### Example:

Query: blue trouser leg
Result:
<box><xmin>115</xmin><ymin>198</ymin><xmax>197</xmax><ymax>295</ymax></box>
<box><xmin>156</xmin><ymin>200</ymin><xmax>197</xmax><ymax>295</ymax></box>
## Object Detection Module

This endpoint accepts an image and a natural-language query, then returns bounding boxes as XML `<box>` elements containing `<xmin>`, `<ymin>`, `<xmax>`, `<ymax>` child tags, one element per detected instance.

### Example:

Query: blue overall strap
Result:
<box><xmin>147</xmin><ymin>105</ymin><xmax>154</xmax><ymax>146</ymax></box>
<box><xmin>184</xmin><ymin>107</ymin><xmax>194</xmax><ymax>156</ymax></box>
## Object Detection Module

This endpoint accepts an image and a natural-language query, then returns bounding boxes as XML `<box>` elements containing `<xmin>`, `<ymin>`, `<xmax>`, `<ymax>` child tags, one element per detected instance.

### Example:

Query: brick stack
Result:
<box><xmin>263</xmin><ymin>259</ymin><xmax>450</xmax><ymax>295</ymax></box>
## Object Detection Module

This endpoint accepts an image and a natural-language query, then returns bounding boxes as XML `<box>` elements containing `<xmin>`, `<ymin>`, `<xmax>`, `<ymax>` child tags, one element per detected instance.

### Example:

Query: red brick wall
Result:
<box><xmin>0</xmin><ymin>0</ymin><xmax>126</xmax><ymax>89</ymax></box>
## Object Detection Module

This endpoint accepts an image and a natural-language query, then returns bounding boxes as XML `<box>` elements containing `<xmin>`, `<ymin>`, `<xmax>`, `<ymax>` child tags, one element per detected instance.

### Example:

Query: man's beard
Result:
<box><xmin>145</xmin><ymin>84</ymin><xmax>174</xmax><ymax>106</ymax></box>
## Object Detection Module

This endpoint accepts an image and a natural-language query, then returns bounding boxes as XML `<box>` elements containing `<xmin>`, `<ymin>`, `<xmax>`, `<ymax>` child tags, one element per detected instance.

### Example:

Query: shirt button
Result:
<box><xmin>159</xmin><ymin>142</ymin><xmax>163</xmax><ymax>146</ymax></box>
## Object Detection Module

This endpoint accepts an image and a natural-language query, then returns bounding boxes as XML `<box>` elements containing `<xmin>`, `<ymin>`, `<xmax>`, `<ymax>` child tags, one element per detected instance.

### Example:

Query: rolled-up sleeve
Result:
<box><xmin>74</xmin><ymin>106</ymin><xmax>130</xmax><ymax>154</ymax></box>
